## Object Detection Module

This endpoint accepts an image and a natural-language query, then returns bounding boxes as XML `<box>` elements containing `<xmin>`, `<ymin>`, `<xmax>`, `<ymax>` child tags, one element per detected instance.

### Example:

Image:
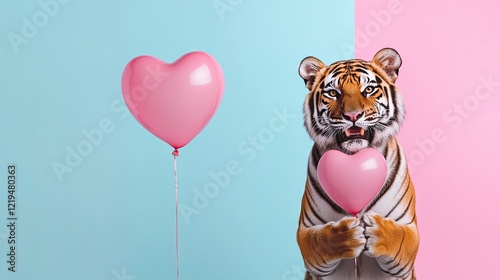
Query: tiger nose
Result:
<box><xmin>342</xmin><ymin>111</ymin><xmax>364</xmax><ymax>121</ymax></box>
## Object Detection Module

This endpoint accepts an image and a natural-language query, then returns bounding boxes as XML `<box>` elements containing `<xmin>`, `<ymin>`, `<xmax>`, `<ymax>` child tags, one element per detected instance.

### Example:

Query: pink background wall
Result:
<box><xmin>356</xmin><ymin>0</ymin><xmax>500</xmax><ymax>278</ymax></box>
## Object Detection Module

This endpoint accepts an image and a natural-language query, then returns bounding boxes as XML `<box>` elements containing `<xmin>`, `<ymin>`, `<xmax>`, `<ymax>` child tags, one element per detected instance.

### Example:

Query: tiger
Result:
<box><xmin>296</xmin><ymin>48</ymin><xmax>419</xmax><ymax>280</ymax></box>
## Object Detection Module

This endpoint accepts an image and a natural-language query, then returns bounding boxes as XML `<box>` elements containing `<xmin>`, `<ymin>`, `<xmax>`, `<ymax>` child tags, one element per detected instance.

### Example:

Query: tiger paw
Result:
<box><xmin>319</xmin><ymin>216</ymin><xmax>366</xmax><ymax>260</ymax></box>
<box><xmin>362</xmin><ymin>212</ymin><xmax>403</xmax><ymax>259</ymax></box>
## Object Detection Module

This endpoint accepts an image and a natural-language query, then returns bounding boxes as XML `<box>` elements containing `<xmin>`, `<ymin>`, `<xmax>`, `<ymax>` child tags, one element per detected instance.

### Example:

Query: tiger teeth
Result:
<box><xmin>345</xmin><ymin>128</ymin><xmax>365</xmax><ymax>137</ymax></box>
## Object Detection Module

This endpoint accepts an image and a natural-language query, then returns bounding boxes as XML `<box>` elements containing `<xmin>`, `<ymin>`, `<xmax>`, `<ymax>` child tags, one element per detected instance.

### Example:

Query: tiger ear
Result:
<box><xmin>299</xmin><ymin>56</ymin><xmax>325</xmax><ymax>91</ymax></box>
<box><xmin>372</xmin><ymin>48</ymin><xmax>402</xmax><ymax>83</ymax></box>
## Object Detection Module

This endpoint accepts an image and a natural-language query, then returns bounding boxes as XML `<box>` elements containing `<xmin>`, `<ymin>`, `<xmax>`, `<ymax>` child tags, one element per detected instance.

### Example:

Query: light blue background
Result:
<box><xmin>0</xmin><ymin>1</ymin><xmax>354</xmax><ymax>279</ymax></box>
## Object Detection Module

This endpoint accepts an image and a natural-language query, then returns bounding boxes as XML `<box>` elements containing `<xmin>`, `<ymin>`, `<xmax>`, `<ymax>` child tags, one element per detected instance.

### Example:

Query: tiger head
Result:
<box><xmin>299</xmin><ymin>48</ymin><xmax>405</xmax><ymax>154</ymax></box>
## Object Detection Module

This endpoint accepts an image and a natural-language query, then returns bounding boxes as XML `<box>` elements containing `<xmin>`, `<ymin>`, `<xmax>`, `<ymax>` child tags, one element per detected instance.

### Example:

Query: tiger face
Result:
<box><xmin>299</xmin><ymin>48</ymin><xmax>405</xmax><ymax>154</ymax></box>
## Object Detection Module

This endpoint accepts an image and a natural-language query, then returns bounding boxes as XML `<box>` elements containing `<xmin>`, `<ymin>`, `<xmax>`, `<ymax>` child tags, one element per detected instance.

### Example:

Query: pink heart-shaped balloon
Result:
<box><xmin>122</xmin><ymin>52</ymin><xmax>224</xmax><ymax>149</ymax></box>
<box><xmin>317</xmin><ymin>148</ymin><xmax>388</xmax><ymax>215</ymax></box>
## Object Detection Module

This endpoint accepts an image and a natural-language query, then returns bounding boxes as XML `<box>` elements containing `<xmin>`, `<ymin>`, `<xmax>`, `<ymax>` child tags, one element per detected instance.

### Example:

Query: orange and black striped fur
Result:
<box><xmin>297</xmin><ymin>48</ymin><xmax>419</xmax><ymax>280</ymax></box>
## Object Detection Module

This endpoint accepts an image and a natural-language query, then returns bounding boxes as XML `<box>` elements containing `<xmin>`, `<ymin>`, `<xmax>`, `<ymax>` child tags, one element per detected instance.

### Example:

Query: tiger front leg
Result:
<box><xmin>363</xmin><ymin>212</ymin><xmax>419</xmax><ymax>279</ymax></box>
<box><xmin>297</xmin><ymin>217</ymin><xmax>366</xmax><ymax>277</ymax></box>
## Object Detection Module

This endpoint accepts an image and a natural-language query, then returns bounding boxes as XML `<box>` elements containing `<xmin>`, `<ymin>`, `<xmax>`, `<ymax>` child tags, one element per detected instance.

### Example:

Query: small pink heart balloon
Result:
<box><xmin>317</xmin><ymin>148</ymin><xmax>388</xmax><ymax>216</ymax></box>
<box><xmin>122</xmin><ymin>52</ymin><xmax>224</xmax><ymax>149</ymax></box>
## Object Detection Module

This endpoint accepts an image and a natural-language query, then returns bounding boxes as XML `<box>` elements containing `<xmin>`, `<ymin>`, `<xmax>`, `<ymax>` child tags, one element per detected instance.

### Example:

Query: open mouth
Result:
<box><xmin>338</xmin><ymin>126</ymin><xmax>372</xmax><ymax>143</ymax></box>
<box><xmin>345</xmin><ymin>126</ymin><xmax>364</xmax><ymax>137</ymax></box>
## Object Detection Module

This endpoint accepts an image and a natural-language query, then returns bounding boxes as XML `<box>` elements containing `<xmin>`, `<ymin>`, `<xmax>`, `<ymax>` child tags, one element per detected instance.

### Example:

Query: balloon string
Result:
<box><xmin>354</xmin><ymin>213</ymin><xmax>360</xmax><ymax>279</ymax></box>
<box><xmin>172</xmin><ymin>149</ymin><xmax>179</xmax><ymax>280</ymax></box>
<box><xmin>354</xmin><ymin>257</ymin><xmax>359</xmax><ymax>278</ymax></box>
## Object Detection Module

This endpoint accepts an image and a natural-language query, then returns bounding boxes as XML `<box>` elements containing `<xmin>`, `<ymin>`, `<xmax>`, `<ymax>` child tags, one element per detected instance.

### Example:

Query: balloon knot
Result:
<box><xmin>172</xmin><ymin>149</ymin><xmax>179</xmax><ymax>157</ymax></box>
